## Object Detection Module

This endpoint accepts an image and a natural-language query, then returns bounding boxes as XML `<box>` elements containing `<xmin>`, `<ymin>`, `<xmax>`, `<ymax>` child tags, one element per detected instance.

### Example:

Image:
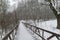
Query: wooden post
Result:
<box><xmin>42</xmin><ymin>30</ymin><xmax>44</xmax><ymax>40</ymax></box>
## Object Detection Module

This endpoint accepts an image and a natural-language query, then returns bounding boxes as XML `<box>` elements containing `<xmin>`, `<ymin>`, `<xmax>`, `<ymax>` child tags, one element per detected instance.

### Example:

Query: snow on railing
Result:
<box><xmin>23</xmin><ymin>22</ymin><xmax>60</xmax><ymax>40</ymax></box>
<box><xmin>2</xmin><ymin>24</ymin><xmax>19</xmax><ymax>40</ymax></box>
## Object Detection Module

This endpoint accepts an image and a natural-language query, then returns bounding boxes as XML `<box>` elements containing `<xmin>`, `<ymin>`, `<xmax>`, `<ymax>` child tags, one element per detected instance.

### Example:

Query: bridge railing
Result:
<box><xmin>2</xmin><ymin>23</ymin><xmax>19</xmax><ymax>40</ymax></box>
<box><xmin>23</xmin><ymin>22</ymin><xmax>60</xmax><ymax>40</ymax></box>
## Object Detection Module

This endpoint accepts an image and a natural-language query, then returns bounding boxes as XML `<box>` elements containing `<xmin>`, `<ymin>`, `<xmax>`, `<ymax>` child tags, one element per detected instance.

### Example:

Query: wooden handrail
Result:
<box><xmin>2</xmin><ymin>23</ymin><xmax>19</xmax><ymax>40</ymax></box>
<box><xmin>23</xmin><ymin>22</ymin><xmax>60</xmax><ymax>40</ymax></box>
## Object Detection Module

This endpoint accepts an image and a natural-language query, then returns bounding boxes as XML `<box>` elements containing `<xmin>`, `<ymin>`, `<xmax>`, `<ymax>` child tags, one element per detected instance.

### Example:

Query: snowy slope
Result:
<box><xmin>25</xmin><ymin>19</ymin><xmax>59</xmax><ymax>40</ymax></box>
<box><xmin>36</xmin><ymin>19</ymin><xmax>58</xmax><ymax>40</ymax></box>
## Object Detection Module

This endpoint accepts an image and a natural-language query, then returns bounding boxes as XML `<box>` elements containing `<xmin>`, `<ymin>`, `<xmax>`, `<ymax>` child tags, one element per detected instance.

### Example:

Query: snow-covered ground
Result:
<box><xmin>14</xmin><ymin>19</ymin><xmax>60</xmax><ymax>40</ymax></box>
<box><xmin>25</xmin><ymin>19</ymin><xmax>58</xmax><ymax>40</ymax></box>
<box><xmin>15</xmin><ymin>20</ymin><xmax>35</xmax><ymax>40</ymax></box>
<box><xmin>35</xmin><ymin>19</ymin><xmax>59</xmax><ymax>40</ymax></box>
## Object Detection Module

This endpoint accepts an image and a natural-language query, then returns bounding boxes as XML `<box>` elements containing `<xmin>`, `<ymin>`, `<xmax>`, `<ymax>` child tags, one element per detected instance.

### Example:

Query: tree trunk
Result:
<box><xmin>57</xmin><ymin>14</ymin><xmax>60</xmax><ymax>29</ymax></box>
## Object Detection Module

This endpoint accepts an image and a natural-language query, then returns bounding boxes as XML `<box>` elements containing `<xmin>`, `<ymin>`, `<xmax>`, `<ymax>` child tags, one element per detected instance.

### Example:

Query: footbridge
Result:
<box><xmin>2</xmin><ymin>21</ymin><xmax>60</xmax><ymax>40</ymax></box>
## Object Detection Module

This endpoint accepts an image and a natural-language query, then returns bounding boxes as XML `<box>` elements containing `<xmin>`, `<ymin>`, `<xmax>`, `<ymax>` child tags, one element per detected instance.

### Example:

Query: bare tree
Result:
<box><xmin>0</xmin><ymin>0</ymin><xmax>8</xmax><ymax>36</ymax></box>
<box><xmin>48</xmin><ymin>0</ymin><xmax>60</xmax><ymax>29</ymax></box>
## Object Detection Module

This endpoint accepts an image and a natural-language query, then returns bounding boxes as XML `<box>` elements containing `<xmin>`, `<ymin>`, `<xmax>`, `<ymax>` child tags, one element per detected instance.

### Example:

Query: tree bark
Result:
<box><xmin>57</xmin><ymin>15</ymin><xmax>60</xmax><ymax>29</ymax></box>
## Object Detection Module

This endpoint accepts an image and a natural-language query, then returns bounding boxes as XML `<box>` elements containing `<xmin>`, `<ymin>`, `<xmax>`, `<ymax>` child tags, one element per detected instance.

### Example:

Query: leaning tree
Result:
<box><xmin>47</xmin><ymin>0</ymin><xmax>60</xmax><ymax>29</ymax></box>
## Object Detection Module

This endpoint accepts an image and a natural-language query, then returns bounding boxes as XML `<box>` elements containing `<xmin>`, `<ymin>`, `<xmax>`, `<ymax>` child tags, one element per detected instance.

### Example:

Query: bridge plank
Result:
<box><xmin>2</xmin><ymin>24</ymin><xmax>19</xmax><ymax>40</ymax></box>
<box><xmin>47</xmin><ymin>35</ymin><xmax>55</xmax><ymax>40</ymax></box>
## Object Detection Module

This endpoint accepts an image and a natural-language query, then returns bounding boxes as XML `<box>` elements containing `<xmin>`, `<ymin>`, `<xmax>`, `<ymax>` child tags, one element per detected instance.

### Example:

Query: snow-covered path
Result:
<box><xmin>15</xmin><ymin>21</ymin><xmax>35</xmax><ymax>40</ymax></box>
